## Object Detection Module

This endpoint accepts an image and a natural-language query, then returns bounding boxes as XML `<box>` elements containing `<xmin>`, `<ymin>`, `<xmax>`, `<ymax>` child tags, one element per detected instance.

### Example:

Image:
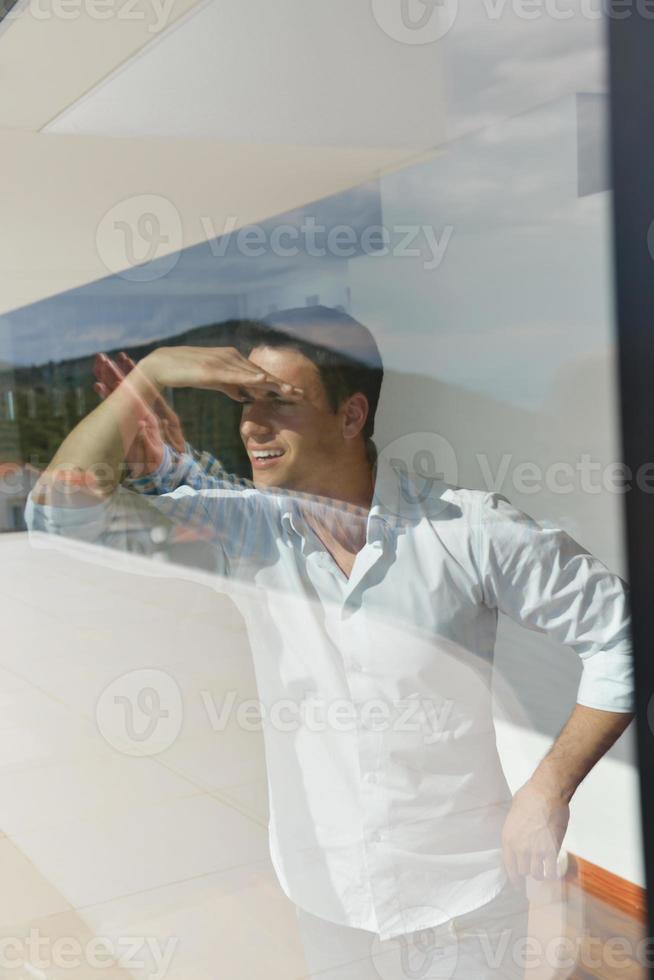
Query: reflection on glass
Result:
<box><xmin>1</xmin><ymin>89</ymin><xmax>642</xmax><ymax>980</ymax></box>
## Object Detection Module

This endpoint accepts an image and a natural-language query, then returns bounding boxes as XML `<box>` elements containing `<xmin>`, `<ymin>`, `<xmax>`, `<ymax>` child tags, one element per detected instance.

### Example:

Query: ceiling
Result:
<box><xmin>44</xmin><ymin>0</ymin><xmax>446</xmax><ymax>147</ymax></box>
<box><xmin>0</xmin><ymin>0</ymin><xmax>607</xmax><ymax>319</ymax></box>
<box><xmin>0</xmin><ymin>0</ymin><xmax>446</xmax><ymax>316</ymax></box>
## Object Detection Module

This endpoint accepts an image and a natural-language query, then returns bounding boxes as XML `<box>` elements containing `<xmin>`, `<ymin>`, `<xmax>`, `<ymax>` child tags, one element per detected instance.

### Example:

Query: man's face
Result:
<box><xmin>239</xmin><ymin>346</ymin><xmax>346</xmax><ymax>492</ymax></box>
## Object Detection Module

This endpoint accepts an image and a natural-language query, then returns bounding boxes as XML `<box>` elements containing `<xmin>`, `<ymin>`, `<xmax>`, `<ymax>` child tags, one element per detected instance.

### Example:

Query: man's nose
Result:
<box><xmin>240</xmin><ymin>404</ymin><xmax>272</xmax><ymax>438</ymax></box>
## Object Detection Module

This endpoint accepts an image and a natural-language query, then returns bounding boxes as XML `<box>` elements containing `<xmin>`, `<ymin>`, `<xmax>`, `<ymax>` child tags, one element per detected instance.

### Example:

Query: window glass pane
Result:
<box><xmin>1</xmin><ymin>5</ymin><xmax>642</xmax><ymax>978</ymax></box>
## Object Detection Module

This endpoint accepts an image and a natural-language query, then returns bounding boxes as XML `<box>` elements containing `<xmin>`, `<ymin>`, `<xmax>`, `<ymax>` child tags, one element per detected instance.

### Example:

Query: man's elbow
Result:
<box><xmin>30</xmin><ymin>467</ymin><xmax>110</xmax><ymax>509</ymax></box>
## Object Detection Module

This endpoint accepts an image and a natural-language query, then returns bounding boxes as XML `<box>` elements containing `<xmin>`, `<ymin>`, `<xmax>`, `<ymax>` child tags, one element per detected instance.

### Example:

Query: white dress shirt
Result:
<box><xmin>25</xmin><ymin>458</ymin><xmax>634</xmax><ymax>940</ymax></box>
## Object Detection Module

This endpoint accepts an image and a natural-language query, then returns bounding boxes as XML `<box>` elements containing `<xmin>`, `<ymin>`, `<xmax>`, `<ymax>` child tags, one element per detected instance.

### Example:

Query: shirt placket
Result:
<box><xmin>338</xmin><ymin>574</ymin><xmax>405</xmax><ymax>936</ymax></box>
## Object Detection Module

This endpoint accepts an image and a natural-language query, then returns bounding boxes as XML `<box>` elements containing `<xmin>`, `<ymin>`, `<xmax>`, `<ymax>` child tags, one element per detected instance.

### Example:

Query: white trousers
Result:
<box><xmin>295</xmin><ymin>881</ymin><xmax>531</xmax><ymax>980</ymax></box>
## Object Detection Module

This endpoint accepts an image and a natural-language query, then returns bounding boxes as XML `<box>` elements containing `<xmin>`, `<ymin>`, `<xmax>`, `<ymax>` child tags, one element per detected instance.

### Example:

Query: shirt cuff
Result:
<box><xmin>576</xmin><ymin>648</ymin><xmax>635</xmax><ymax>713</ymax></box>
<box><xmin>25</xmin><ymin>491</ymin><xmax>111</xmax><ymax>541</ymax></box>
<box><xmin>123</xmin><ymin>444</ymin><xmax>173</xmax><ymax>494</ymax></box>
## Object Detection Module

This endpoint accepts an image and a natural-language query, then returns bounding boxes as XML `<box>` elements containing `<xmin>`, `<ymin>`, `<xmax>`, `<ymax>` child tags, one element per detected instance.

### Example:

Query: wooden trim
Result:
<box><xmin>565</xmin><ymin>852</ymin><xmax>648</xmax><ymax>923</ymax></box>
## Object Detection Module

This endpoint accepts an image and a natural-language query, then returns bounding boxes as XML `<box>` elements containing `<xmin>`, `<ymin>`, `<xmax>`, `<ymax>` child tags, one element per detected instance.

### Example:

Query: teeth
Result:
<box><xmin>253</xmin><ymin>450</ymin><xmax>284</xmax><ymax>459</ymax></box>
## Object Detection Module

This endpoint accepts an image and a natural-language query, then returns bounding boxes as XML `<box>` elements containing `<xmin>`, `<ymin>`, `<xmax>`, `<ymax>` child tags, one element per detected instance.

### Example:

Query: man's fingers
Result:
<box><xmin>95</xmin><ymin>353</ymin><xmax>126</xmax><ymax>392</ymax></box>
<box><xmin>93</xmin><ymin>354</ymin><xmax>114</xmax><ymax>389</ymax></box>
<box><xmin>516</xmin><ymin>850</ymin><xmax>531</xmax><ymax>878</ymax></box>
<box><xmin>221</xmin><ymin>385</ymin><xmax>249</xmax><ymax>403</ymax></box>
<box><xmin>542</xmin><ymin>851</ymin><xmax>560</xmax><ymax>880</ymax></box>
<box><xmin>116</xmin><ymin>351</ymin><xmax>136</xmax><ymax>375</ymax></box>
<box><xmin>218</xmin><ymin>358</ymin><xmax>304</xmax><ymax>396</ymax></box>
<box><xmin>153</xmin><ymin>394</ymin><xmax>172</xmax><ymax>419</ymax></box>
<box><xmin>95</xmin><ymin>352</ymin><xmax>119</xmax><ymax>379</ymax></box>
<box><xmin>530</xmin><ymin>851</ymin><xmax>545</xmax><ymax>881</ymax></box>
<box><xmin>219</xmin><ymin>380</ymin><xmax>304</xmax><ymax>404</ymax></box>
<box><xmin>140</xmin><ymin>422</ymin><xmax>165</xmax><ymax>469</ymax></box>
<box><xmin>152</xmin><ymin>393</ymin><xmax>183</xmax><ymax>431</ymax></box>
<box><xmin>502</xmin><ymin>844</ymin><xmax>521</xmax><ymax>890</ymax></box>
<box><xmin>94</xmin><ymin>381</ymin><xmax>108</xmax><ymax>400</ymax></box>
<box><xmin>166</xmin><ymin>421</ymin><xmax>187</xmax><ymax>454</ymax></box>
<box><xmin>160</xmin><ymin>417</ymin><xmax>185</xmax><ymax>454</ymax></box>
<box><xmin>242</xmin><ymin>374</ymin><xmax>305</xmax><ymax>398</ymax></box>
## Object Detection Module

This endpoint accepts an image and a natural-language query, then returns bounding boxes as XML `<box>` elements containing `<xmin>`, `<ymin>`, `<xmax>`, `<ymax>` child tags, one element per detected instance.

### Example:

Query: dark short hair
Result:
<box><xmin>234</xmin><ymin>306</ymin><xmax>384</xmax><ymax>449</ymax></box>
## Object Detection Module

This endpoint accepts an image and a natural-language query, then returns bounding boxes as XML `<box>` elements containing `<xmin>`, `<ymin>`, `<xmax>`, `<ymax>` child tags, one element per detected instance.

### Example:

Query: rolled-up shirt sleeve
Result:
<box><xmin>24</xmin><ymin>471</ymin><xmax>276</xmax><ymax>580</ymax></box>
<box><xmin>123</xmin><ymin>443</ymin><xmax>252</xmax><ymax>495</ymax></box>
<box><xmin>25</xmin><ymin>491</ymin><xmax>115</xmax><ymax>543</ymax></box>
<box><xmin>474</xmin><ymin>491</ymin><xmax>634</xmax><ymax>713</ymax></box>
<box><xmin>24</xmin><ymin>481</ymin><xmax>215</xmax><ymax>557</ymax></box>
<box><xmin>122</xmin><ymin>442</ymin><xmax>178</xmax><ymax>495</ymax></box>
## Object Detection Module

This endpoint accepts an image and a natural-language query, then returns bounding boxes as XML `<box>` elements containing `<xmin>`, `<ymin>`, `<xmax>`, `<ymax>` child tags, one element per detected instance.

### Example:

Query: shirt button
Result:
<box><xmin>370</xmin><ymin>829</ymin><xmax>384</xmax><ymax>844</ymax></box>
<box><xmin>362</xmin><ymin>771</ymin><xmax>378</xmax><ymax>784</ymax></box>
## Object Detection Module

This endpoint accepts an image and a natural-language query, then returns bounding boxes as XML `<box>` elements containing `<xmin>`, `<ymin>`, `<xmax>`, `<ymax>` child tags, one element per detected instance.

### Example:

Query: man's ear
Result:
<box><xmin>341</xmin><ymin>393</ymin><xmax>369</xmax><ymax>441</ymax></box>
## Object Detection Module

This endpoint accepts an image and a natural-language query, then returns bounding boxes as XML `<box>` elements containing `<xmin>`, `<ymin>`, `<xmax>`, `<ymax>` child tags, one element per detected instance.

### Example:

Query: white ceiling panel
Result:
<box><xmin>0</xmin><ymin>0</ymin><xmax>205</xmax><ymax>130</ymax></box>
<box><xmin>44</xmin><ymin>0</ymin><xmax>446</xmax><ymax>148</ymax></box>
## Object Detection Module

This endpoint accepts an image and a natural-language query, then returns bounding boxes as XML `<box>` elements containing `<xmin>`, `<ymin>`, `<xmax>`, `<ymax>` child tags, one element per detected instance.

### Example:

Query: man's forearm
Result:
<box><xmin>38</xmin><ymin>361</ymin><xmax>161</xmax><ymax>499</ymax></box>
<box><xmin>527</xmin><ymin>703</ymin><xmax>635</xmax><ymax>804</ymax></box>
<box><xmin>34</xmin><ymin>343</ymin><xmax>303</xmax><ymax>503</ymax></box>
<box><xmin>501</xmin><ymin>703</ymin><xmax>635</xmax><ymax>883</ymax></box>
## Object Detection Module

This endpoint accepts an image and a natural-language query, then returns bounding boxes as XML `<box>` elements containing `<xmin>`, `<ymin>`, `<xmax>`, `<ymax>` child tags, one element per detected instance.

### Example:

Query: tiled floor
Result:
<box><xmin>0</xmin><ymin>535</ymin><xmax>310</xmax><ymax>978</ymax></box>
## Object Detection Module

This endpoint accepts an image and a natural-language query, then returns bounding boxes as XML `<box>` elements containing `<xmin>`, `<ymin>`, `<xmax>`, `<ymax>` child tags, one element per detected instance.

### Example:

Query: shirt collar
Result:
<box><xmin>370</xmin><ymin>457</ymin><xmax>453</xmax><ymax>525</ymax></box>
<box><xmin>279</xmin><ymin>460</ymin><xmax>452</xmax><ymax>545</ymax></box>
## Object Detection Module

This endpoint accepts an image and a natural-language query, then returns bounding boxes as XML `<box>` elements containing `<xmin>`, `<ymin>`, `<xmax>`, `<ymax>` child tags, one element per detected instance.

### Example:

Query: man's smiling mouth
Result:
<box><xmin>250</xmin><ymin>449</ymin><xmax>286</xmax><ymax>468</ymax></box>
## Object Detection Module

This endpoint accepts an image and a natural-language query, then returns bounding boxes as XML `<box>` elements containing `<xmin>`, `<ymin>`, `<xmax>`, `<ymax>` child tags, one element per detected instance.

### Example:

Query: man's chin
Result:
<box><xmin>251</xmin><ymin>467</ymin><xmax>293</xmax><ymax>491</ymax></box>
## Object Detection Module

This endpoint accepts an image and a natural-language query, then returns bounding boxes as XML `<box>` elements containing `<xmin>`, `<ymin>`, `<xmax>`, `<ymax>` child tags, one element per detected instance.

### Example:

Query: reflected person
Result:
<box><xmin>26</xmin><ymin>306</ymin><xmax>635</xmax><ymax>979</ymax></box>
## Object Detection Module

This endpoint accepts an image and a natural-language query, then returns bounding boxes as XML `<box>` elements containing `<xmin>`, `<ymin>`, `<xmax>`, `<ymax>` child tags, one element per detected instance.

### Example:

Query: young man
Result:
<box><xmin>27</xmin><ymin>306</ymin><xmax>634</xmax><ymax>979</ymax></box>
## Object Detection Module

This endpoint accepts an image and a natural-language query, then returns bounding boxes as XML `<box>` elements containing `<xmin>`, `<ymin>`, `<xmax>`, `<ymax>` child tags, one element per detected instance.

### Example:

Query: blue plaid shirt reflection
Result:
<box><xmin>123</xmin><ymin>441</ymin><xmax>252</xmax><ymax>495</ymax></box>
